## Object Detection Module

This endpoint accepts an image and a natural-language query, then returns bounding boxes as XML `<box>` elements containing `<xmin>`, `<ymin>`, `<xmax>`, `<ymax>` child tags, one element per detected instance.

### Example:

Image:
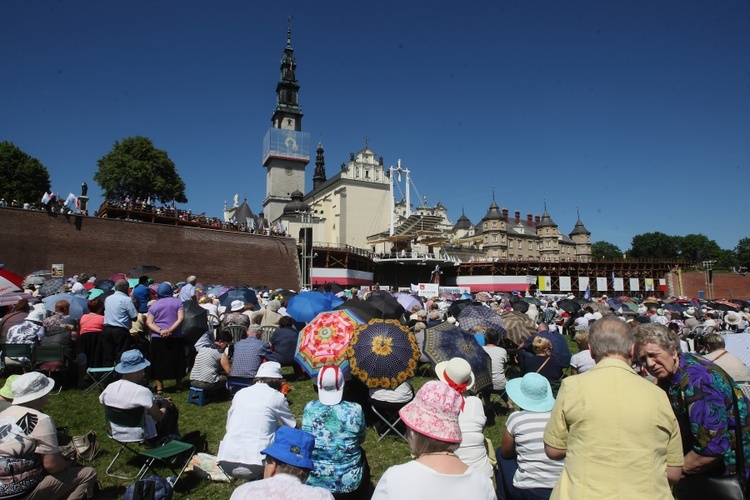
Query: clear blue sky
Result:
<box><xmin>3</xmin><ymin>1</ymin><xmax>749</xmax><ymax>252</ymax></box>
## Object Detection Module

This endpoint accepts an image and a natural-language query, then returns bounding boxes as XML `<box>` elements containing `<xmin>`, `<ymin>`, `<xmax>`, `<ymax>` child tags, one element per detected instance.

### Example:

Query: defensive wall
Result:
<box><xmin>673</xmin><ymin>271</ymin><xmax>750</xmax><ymax>301</ymax></box>
<box><xmin>0</xmin><ymin>207</ymin><xmax>301</xmax><ymax>289</ymax></box>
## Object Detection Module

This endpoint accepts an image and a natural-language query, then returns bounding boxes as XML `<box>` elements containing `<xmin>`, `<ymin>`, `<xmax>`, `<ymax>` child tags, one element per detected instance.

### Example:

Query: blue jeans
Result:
<box><xmin>496</xmin><ymin>452</ymin><xmax>553</xmax><ymax>500</ymax></box>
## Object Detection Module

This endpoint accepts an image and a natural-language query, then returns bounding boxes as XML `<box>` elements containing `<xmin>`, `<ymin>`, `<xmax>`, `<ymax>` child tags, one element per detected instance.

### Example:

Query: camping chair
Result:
<box><xmin>2</xmin><ymin>344</ymin><xmax>34</xmax><ymax>372</ymax></box>
<box><xmin>83</xmin><ymin>366</ymin><xmax>116</xmax><ymax>396</ymax></box>
<box><xmin>222</xmin><ymin>325</ymin><xmax>247</xmax><ymax>344</ymax></box>
<box><xmin>370</xmin><ymin>402</ymin><xmax>408</xmax><ymax>443</ymax></box>
<box><xmin>260</xmin><ymin>326</ymin><xmax>278</xmax><ymax>343</ymax></box>
<box><xmin>104</xmin><ymin>406</ymin><xmax>195</xmax><ymax>484</ymax></box>
<box><xmin>34</xmin><ymin>345</ymin><xmax>65</xmax><ymax>376</ymax></box>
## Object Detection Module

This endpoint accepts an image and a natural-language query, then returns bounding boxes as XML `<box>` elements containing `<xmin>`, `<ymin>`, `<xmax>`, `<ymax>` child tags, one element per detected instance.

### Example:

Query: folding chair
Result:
<box><xmin>2</xmin><ymin>344</ymin><xmax>34</xmax><ymax>372</ymax></box>
<box><xmin>34</xmin><ymin>345</ymin><xmax>65</xmax><ymax>377</ymax></box>
<box><xmin>104</xmin><ymin>406</ymin><xmax>195</xmax><ymax>484</ymax></box>
<box><xmin>260</xmin><ymin>326</ymin><xmax>278</xmax><ymax>344</ymax></box>
<box><xmin>222</xmin><ymin>325</ymin><xmax>247</xmax><ymax>344</ymax></box>
<box><xmin>370</xmin><ymin>403</ymin><xmax>408</xmax><ymax>443</ymax></box>
<box><xmin>83</xmin><ymin>366</ymin><xmax>116</xmax><ymax>396</ymax></box>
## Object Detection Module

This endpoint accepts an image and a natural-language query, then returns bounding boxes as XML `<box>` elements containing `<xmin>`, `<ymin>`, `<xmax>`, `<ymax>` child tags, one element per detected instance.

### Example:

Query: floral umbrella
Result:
<box><xmin>295</xmin><ymin>310</ymin><xmax>365</xmax><ymax>377</ymax></box>
<box><xmin>423</xmin><ymin>325</ymin><xmax>493</xmax><ymax>393</ymax></box>
<box><xmin>347</xmin><ymin>319</ymin><xmax>420</xmax><ymax>390</ymax></box>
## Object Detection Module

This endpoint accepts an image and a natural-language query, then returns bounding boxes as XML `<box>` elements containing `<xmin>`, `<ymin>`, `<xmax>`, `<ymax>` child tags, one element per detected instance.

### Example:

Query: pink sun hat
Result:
<box><xmin>398</xmin><ymin>380</ymin><xmax>462</xmax><ymax>443</ymax></box>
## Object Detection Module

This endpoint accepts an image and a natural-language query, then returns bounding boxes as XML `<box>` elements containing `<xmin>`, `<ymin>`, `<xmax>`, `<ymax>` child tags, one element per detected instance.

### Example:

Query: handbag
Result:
<box><xmin>72</xmin><ymin>431</ymin><xmax>100</xmax><ymax>461</ymax></box>
<box><xmin>674</xmin><ymin>381</ymin><xmax>747</xmax><ymax>500</ymax></box>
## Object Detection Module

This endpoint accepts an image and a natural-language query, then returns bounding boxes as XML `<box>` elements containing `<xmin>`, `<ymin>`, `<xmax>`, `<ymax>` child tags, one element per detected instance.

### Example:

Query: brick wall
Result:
<box><xmin>0</xmin><ymin>207</ymin><xmax>301</xmax><ymax>289</ymax></box>
<box><xmin>672</xmin><ymin>271</ymin><xmax>750</xmax><ymax>300</ymax></box>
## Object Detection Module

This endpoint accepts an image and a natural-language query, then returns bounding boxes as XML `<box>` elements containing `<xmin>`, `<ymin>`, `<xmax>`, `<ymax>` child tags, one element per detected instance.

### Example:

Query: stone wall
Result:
<box><xmin>0</xmin><ymin>207</ymin><xmax>301</xmax><ymax>289</ymax></box>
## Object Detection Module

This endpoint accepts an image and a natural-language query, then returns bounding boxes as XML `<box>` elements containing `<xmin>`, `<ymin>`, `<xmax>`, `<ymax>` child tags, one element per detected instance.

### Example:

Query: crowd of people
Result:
<box><xmin>0</xmin><ymin>274</ymin><xmax>749</xmax><ymax>499</ymax></box>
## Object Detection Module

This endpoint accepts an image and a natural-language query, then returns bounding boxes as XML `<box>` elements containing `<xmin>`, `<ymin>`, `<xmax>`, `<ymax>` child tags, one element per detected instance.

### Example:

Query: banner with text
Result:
<box><xmin>410</xmin><ymin>283</ymin><xmax>440</xmax><ymax>297</ymax></box>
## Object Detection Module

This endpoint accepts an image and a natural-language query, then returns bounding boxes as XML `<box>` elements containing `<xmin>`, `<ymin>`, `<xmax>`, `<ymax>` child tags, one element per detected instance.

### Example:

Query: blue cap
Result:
<box><xmin>261</xmin><ymin>427</ymin><xmax>315</xmax><ymax>470</ymax></box>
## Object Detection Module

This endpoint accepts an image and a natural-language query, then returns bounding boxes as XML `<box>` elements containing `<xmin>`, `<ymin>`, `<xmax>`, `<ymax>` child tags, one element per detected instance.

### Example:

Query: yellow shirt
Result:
<box><xmin>543</xmin><ymin>357</ymin><xmax>683</xmax><ymax>499</ymax></box>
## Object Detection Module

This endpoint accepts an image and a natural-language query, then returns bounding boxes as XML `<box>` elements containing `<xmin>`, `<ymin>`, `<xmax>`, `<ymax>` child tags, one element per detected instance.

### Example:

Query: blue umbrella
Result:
<box><xmin>287</xmin><ymin>292</ymin><xmax>334</xmax><ymax>324</ymax></box>
<box><xmin>219</xmin><ymin>287</ymin><xmax>258</xmax><ymax>309</ymax></box>
<box><xmin>319</xmin><ymin>291</ymin><xmax>344</xmax><ymax>308</ymax></box>
<box><xmin>42</xmin><ymin>293</ymin><xmax>89</xmax><ymax>319</ymax></box>
<box><xmin>457</xmin><ymin>303</ymin><xmax>507</xmax><ymax>335</ymax></box>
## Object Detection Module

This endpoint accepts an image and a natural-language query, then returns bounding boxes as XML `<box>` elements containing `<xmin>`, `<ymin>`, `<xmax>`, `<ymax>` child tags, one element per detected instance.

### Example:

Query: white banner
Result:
<box><xmin>410</xmin><ymin>283</ymin><xmax>439</xmax><ymax>297</ymax></box>
<box><xmin>613</xmin><ymin>277</ymin><xmax>624</xmax><ymax>292</ymax></box>
<box><xmin>629</xmin><ymin>278</ymin><xmax>640</xmax><ymax>291</ymax></box>
<box><xmin>559</xmin><ymin>277</ymin><xmax>571</xmax><ymax>292</ymax></box>
<box><xmin>596</xmin><ymin>277</ymin><xmax>608</xmax><ymax>292</ymax></box>
<box><xmin>438</xmin><ymin>286</ymin><xmax>472</xmax><ymax>295</ymax></box>
<box><xmin>578</xmin><ymin>277</ymin><xmax>589</xmax><ymax>292</ymax></box>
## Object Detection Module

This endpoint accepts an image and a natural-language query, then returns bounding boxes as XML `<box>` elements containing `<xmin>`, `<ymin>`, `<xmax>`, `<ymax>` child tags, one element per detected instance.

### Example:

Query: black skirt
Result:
<box><xmin>149</xmin><ymin>336</ymin><xmax>186</xmax><ymax>381</ymax></box>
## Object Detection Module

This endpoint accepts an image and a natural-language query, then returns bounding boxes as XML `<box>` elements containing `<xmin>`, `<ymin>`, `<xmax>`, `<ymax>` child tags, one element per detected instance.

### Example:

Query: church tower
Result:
<box><xmin>262</xmin><ymin>19</ymin><xmax>311</xmax><ymax>223</ymax></box>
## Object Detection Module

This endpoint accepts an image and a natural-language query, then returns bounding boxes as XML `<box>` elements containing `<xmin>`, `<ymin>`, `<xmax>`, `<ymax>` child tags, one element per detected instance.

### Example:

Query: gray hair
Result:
<box><xmin>114</xmin><ymin>279</ymin><xmax>130</xmax><ymax>293</ymax></box>
<box><xmin>589</xmin><ymin>316</ymin><xmax>634</xmax><ymax>362</ymax></box>
<box><xmin>406</xmin><ymin>428</ymin><xmax>459</xmax><ymax>457</ymax></box>
<box><xmin>633</xmin><ymin>322</ymin><xmax>680</xmax><ymax>355</ymax></box>
<box><xmin>186</xmin><ymin>275</ymin><xmax>197</xmax><ymax>285</ymax></box>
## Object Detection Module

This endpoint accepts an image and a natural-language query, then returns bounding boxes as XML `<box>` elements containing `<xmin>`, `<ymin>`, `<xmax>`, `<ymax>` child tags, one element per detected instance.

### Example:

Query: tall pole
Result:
<box><xmin>389</xmin><ymin>166</ymin><xmax>395</xmax><ymax>237</ymax></box>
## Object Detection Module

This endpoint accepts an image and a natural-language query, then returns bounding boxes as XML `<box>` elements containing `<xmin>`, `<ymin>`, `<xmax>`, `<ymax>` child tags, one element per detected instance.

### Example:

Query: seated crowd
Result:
<box><xmin>0</xmin><ymin>276</ymin><xmax>749</xmax><ymax>499</ymax></box>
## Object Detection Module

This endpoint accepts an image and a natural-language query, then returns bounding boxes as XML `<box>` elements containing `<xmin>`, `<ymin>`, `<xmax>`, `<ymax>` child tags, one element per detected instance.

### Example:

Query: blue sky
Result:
<box><xmin>3</xmin><ymin>1</ymin><xmax>749</xmax><ymax>252</ymax></box>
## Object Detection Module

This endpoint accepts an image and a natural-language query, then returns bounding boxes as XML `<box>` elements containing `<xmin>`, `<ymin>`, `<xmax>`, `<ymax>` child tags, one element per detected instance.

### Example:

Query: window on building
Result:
<box><xmin>546</xmin><ymin>229</ymin><xmax>549</xmax><ymax>234</ymax></box>
<box><xmin>493</xmin><ymin>222</ymin><xmax>497</xmax><ymax>228</ymax></box>
<box><xmin>528</xmin><ymin>241</ymin><xmax>533</xmax><ymax>250</ymax></box>
<box><xmin>502</xmin><ymin>251</ymin><xmax>507</xmax><ymax>258</ymax></box>
<box><xmin>484</xmin><ymin>236</ymin><xmax>488</xmax><ymax>243</ymax></box>
<box><xmin>492</xmin><ymin>235</ymin><xmax>498</xmax><ymax>243</ymax></box>
<box><xmin>509</xmin><ymin>240</ymin><xmax>514</xmax><ymax>248</ymax></box>
<box><xmin>546</xmin><ymin>241</ymin><xmax>550</xmax><ymax>248</ymax></box>
<box><xmin>501</xmin><ymin>235</ymin><xmax>505</xmax><ymax>243</ymax></box>
<box><xmin>484</xmin><ymin>223</ymin><xmax>487</xmax><ymax>229</ymax></box>
<box><xmin>492</xmin><ymin>250</ymin><xmax>498</xmax><ymax>258</ymax></box>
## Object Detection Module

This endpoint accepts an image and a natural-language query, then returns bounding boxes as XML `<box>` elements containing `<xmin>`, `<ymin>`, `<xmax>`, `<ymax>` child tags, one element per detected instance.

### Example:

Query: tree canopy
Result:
<box><xmin>736</xmin><ymin>238</ymin><xmax>750</xmax><ymax>269</ymax></box>
<box><xmin>591</xmin><ymin>241</ymin><xmax>623</xmax><ymax>260</ymax></box>
<box><xmin>629</xmin><ymin>232</ymin><xmax>679</xmax><ymax>260</ymax></box>
<box><xmin>94</xmin><ymin>136</ymin><xmax>187</xmax><ymax>204</ymax></box>
<box><xmin>0</xmin><ymin>141</ymin><xmax>51</xmax><ymax>203</ymax></box>
<box><xmin>676</xmin><ymin>234</ymin><xmax>722</xmax><ymax>263</ymax></box>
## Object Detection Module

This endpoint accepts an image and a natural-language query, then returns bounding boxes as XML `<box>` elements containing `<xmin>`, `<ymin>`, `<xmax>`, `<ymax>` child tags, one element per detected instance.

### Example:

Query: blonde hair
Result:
<box><xmin>573</xmin><ymin>330</ymin><xmax>589</xmax><ymax>350</ymax></box>
<box><xmin>532</xmin><ymin>336</ymin><xmax>552</xmax><ymax>354</ymax></box>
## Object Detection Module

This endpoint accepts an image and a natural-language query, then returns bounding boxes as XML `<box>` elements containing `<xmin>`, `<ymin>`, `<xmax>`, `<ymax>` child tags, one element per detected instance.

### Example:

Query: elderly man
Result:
<box><xmin>701</xmin><ymin>333</ymin><xmax>750</xmax><ymax>383</ymax></box>
<box><xmin>102</xmin><ymin>279</ymin><xmax>138</xmax><ymax>366</ymax></box>
<box><xmin>218</xmin><ymin>362</ymin><xmax>296</xmax><ymax>480</ymax></box>
<box><xmin>231</xmin><ymin>325</ymin><xmax>275</xmax><ymax>382</ymax></box>
<box><xmin>230</xmin><ymin>427</ymin><xmax>332</xmax><ymax>499</ymax></box>
<box><xmin>178</xmin><ymin>275</ymin><xmax>198</xmax><ymax>303</ymax></box>
<box><xmin>0</xmin><ymin>372</ymin><xmax>97</xmax><ymax>499</ymax></box>
<box><xmin>543</xmin><ymin>316</ymin><xmax>683</xmax><ymax>498</ymax></box>
<box><xmin>250</xmin><ymin>299</ymin><xmax>282</xmax><ymax>328</ymax></box>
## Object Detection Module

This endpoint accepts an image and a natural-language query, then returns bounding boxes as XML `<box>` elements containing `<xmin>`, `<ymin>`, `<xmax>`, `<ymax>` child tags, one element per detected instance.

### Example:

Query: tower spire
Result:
<box><xmin>272</xmin><ymin>18</ymin><xmax>302</xmax><ymax>130</ymax></box>
<box><xmin>313</xmin><ymin>141</ymin><xmax>327</xmax><ymax>189</ymax></box>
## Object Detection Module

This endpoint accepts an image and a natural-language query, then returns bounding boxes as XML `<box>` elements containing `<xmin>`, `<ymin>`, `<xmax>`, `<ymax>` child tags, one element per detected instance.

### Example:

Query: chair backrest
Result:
<box><xmin>222</xmin><ymin>325</ymin><xmax>247</xmax><ymax>344</ymax></box>
<box><xmin>34</xmin><ymin>345</ymin><xmax>64</xmax><ymax>364</ymax></box>
<box><xmin>105</xmin><ymin>405</ymin><xmax>146</xmax><ymax>429</ymax></box>
<box><xmin>2</xmin><ymin>343</ymin><xmax>33</xmax><ymax>360</ymax></box>
<box><xmin>260</xmin><ymin>326</ymin><xmax>278</xmax><ymax>343</ymax></box>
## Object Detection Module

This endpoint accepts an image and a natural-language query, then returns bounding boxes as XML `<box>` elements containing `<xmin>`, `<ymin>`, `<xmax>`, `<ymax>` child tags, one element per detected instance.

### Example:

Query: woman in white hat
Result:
<box><xmin>0</xmin><ymin>372</ymin><xmax>97</xmax><ymax>499</ymax></box>
<box><xmin>435</xmin><ymin>357</ymin><xmax>493</xmax><ymax>479</ymax></box>
<box><xmin>221</xmin><ymin>300</ymin><xmax>250</xmax><ymax>329</ymax></box>
<box><xmin>371</xmin><ymin>381</ymin><xmax>495</xmax><ymax>499</ymax></box>
<box><xmin>497</xmin><ymin>372</ymin><xmax>563</xmax><ymax>500</ymax></box>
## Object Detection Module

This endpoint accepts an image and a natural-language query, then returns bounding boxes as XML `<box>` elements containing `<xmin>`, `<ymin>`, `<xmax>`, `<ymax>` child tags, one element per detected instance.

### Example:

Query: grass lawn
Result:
<box><xmin>10</xmin><ymin>337</ymin><xmax>577</xmax><ymax>499</ymax></box>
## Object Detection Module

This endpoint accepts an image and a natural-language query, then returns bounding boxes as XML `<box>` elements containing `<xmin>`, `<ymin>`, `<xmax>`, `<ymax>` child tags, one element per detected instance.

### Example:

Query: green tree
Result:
<box><xmin>591</xmin><ymin>241</ymin><xmax>623</xmax><ymax>260</ymax></box>
<box><xmin>736</xmin><ymin>238</ymin><xmax>750</xmax><ymax>269</ymax></box>
<box><xmin>675</xmin><ymin>234</ymin><xmax>722</xmax><ymax>264</ymax></box>
<box><xmin>629</xmin><ymin>232</ymin><xmax>678</xmax><ymax>259</ymax></box>
<box><xmin>0</xmin><ymin>141</ymin><xmax>51</xmax><ymax>203</ymax></box>
<box><xmin>94</xmin><ymin>136</ymin><xmax>187</xmax><ymax>204</ymax></box>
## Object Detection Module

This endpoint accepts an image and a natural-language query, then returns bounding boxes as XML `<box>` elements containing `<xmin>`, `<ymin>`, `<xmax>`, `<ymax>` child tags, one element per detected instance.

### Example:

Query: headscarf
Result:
<box><xmin>157</xmin><ymin>282</ymin><xmax>173</xmax><ymax>299</ymax></box>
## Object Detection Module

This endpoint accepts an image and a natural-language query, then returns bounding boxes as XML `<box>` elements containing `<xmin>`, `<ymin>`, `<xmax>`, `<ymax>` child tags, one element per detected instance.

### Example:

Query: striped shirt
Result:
<box><xmin>190</xmin><ymin>346</ymin><xmax>224</xmax><ymax>383</ymax></box>
<box><xmin>505</xmin><ymin>410</ymin><xmax>564</xmax><ymax>490</ymax></box>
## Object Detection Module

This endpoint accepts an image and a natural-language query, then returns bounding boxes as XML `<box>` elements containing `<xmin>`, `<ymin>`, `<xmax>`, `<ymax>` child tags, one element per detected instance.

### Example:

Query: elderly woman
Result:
<box><xmin>498</xmin><ymin>372</ymin><xmax>564</xmax><ymax>500</ymax></box>
<box><xmin>634</xmin><ymin>323</ymin><xmax>750</xmax><ymax>498</ymax></box>
<box><xmin>569</xmin><ymin>331</ymin><xmax>595</xmax><ymax>375</ymax></box>
<box><xmin>78</xmin><ymin>298</ymin><xmax>104</xmax><ymax>368</ymax></box>
<box><xmin>146</xmin><ymin>283</ymin><xmax>185</xmax><ymax>395</ymax></box>
<box><xmin>221</xmin><ymin>300</ymin><xmax>251</xmax><ymax>329</ymax></box>
<box><xmin>302</xmin><ymin>365</ymin><xmax>369</xmax><ymax>498</ymax></box>
<box><xmin>436</xmin><ymin>357</ymin><xmax>493</xmax><ymax>479</ymax></box>
<box><xmin>518</xmin><ymin>337</ymin><xmax>562</xmax><ymax>391</ymax></box>
<box><xmin>40</xmin><ymin>300</ymin><xmax>79</xmax><ymax>373</ymax></box>
<box><xmin>371</xmin><ymin>381</ymin><xmax>495</xmax><ymax>499</ymax></box>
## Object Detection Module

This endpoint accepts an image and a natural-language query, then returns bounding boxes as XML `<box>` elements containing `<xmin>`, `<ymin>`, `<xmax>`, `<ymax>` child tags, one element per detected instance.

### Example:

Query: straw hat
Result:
<box><xmin>725</xmin><ymin>312</ymin><xmax>742</xmax><ymax>326</ymax></box>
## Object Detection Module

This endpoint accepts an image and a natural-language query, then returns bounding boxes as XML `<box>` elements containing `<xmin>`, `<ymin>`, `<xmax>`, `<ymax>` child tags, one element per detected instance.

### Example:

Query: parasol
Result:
<box><xmin>219</xmin><ymin>287</ymin><xmax>258</xmax><ymax>308</ymax></box>
<box><xmin>0</xmin><ymin>270</ymin><xmax>24</xmax><ymax>296</ymax></box>
<box><xmin>556</xmin><ymin>299</ymin><xmax>580</xmax><ymax>314</ymax></box>
<box><xmin>38</xmin><ymin>277</ymin><xmax>66</xmax><ymax>298</ymax></box>
<box><xmin>334</xmin><ymin>300</ymin><xmax>381</xmax><ymax>323</ymax></box>
<box><xmin>499</xmin><ymin>311</ymin><xmax>537</xmax><ymax>345</ymax></box>
<box><xmin>422</xmin><ymin>325</ymin><xmax>493</xmax><ymax>393</ymax></box>
<box><xmin>456</xmin><ymin>303</ymin><xmax>507</xmax><ymax>335</ymax></box>
<box><xmin>394</xmin><ymin>293</ymin><xmax>422</xmax><ymax>313</ymax></box>
<box><xmin>108</xmin><ymin>273</ymin><xmax>127</xmax><ymax>282</ymax></box>
<box><xmin>447</xmin><ymin>299</ymin><xmax>472</xmax><ymax>319</ymax></box>
<box><xmin>182</xmin><ymin>300</ymin><xmax>210</xmax><ymax>346</ymax></box>
<box><xmin>127</xmin><ymin>264</ymin><xmax>161</xmax><ymax>277</ymax></box>
<box><xmin>365</xmin><ymin>291</ymin><xmax>406</xmax><ymax>320</ymax></box>
<box><xmin>286</xmin><ymin>292</ymin><xmax>334</xmax><ymax>324</ymax></box>
<box><xmin>347</xmin><ymin>319</ymin><xmax>420</xmax><ymax>390</ymax></box>
<box><xmin>41</xmin><ymin>293</ymin><xmax>89</xmax><ymax>319</ymax></box>
<box><xmin>94</xmin><ymin>279</ymin><xmax>116</xmax><ymax>292</ymax></box>
<box><xmin>295</xmin><ymin>310</ymin><xmax>364</xmax><ymax>377</ymax></box>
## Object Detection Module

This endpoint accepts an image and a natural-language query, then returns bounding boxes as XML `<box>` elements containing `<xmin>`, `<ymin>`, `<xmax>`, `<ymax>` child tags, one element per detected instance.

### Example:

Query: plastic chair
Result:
<box><xmin>104</xmin><ymin>406</ymin><xmax>195</xmax><ymax>484</ymax></box>
<box><xmin>222</xmin><ymin>325</ymin><xmax>247</xmax><ymax>344</ymax></box>
<box><xmin>260</xmin><ymin>326</ymin><xmax>278</xmax><ymax>344</ymax></box>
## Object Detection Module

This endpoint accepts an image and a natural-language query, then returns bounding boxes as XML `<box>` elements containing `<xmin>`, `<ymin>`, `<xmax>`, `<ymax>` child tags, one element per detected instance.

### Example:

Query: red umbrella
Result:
<box><xmin>0</xmin><ymin>270</ymin><xmax>25</xmax><ymax>296</ymax></box>
<box><xmin>295</xmin><ymin>310</ymin><xmax>365</xmax><ymax>377</ymax></box>
<box><xmin>109</xmin><ymin>273</ymin><xmax>127</xmax><ymax>282</ymax></box>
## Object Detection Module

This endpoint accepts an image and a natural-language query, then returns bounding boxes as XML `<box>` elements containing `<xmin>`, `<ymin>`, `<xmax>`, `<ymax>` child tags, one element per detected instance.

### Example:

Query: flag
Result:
<box><xmin>41</xmin><ymin>192</ymin><xmax>51</xmax><ymax>204</ymax></box>
<box><xmin>584</xmin><ymin>284</ymin><xmax>591</xmax><ymax>300</ymax></box>
<box><xmin>65</xmin><ymin>193</ymin><xmax>79</xmax><ymax>209</ymax></box>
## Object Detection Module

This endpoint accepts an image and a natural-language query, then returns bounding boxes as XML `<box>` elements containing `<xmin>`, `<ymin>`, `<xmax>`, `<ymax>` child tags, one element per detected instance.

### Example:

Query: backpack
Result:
<box><xmin>123</xmin><ymin>475</ymin><xmax>173</xmax><ymax>500</ymax></box>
